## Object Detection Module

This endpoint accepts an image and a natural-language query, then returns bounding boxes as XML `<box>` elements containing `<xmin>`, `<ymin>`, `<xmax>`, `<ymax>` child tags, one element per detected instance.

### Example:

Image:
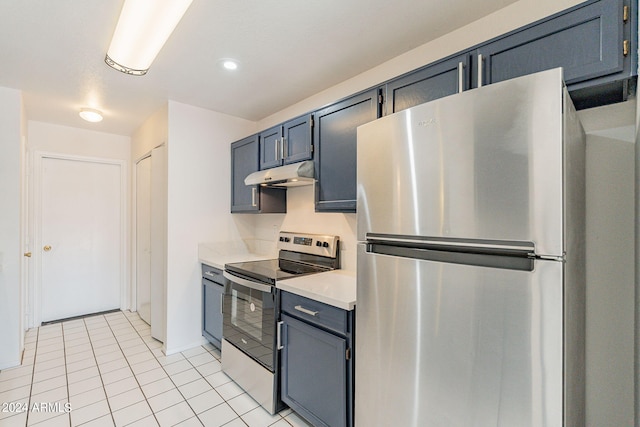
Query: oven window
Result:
<box><xmin>223</xmin><ymin>281</ymin><xmax>277</xmax><ymax>371</ymax></box>
<box><xmin>231</xmin><ymin>288</ymin><xmax>263</xmax><ymax>341</ymax></box>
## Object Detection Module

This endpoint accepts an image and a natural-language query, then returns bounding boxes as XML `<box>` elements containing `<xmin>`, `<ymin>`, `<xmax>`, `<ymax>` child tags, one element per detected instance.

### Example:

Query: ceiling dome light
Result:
<box><xmin>79</xmin><ymin>108</ymin><xmax>103</xmax><ymax>123</ymax></box>
<box><xmin>222</xmin><ymin>60</ymin><xmax>238</xmax><ymax>70</ymax></box>
<box><xmin>105</xmin><ymin>0</ymin><xmax>194</xmax><ymax>76</ymax></box>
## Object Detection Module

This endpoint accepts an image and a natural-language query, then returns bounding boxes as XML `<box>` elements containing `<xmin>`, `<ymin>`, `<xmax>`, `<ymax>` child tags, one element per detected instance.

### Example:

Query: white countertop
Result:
<box><xmin>276</xmin><ymin>270</ymin><xmax>356</xmax><ymax>311</ymax></box>
<box><xmin>198</xmin><ymin>240</ymin><xmax>276</xmax><ymax>270</ymax></box>
<box><xmin>199</xmin><ymin>240</ymin><xmax>356</xmax><ymax>310</ymax></box>
<box><xmin>199</xmin><ymin>252</ymin><xmax>274</xmax><ymax>270</ymax></box>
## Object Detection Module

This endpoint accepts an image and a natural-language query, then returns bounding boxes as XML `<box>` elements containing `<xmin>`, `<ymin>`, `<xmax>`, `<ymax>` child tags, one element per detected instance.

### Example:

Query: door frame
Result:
<box><xmin>31</xmin><ymin>151</ymin><xmax>128</xmax><ymax>327</ymax></box>
<box><xmin>133</xmin><ymin>153</ymin><xmax>152</xmax><ymax>321</ymax></box>
<box><xmin>132</xmin><ymin>144</ymin><xmax>167</xmax><ymax>343</ymax></box>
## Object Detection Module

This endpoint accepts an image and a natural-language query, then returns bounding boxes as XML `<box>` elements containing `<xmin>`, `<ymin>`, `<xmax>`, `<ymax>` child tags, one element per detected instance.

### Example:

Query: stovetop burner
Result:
<box><xmin>224</xmin><ymin>232</ymin><xmax>340</xmax><ymax>286</ymax></box>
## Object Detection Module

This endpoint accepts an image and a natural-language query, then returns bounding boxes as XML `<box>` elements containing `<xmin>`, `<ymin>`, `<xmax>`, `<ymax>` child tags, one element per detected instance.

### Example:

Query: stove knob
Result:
<box><xmin>322</xmin><ymin>242</ymin><xmax>329</xmax><ymax>248</ymax></box>
<box><xmin>316</xmin><ymin>241</ymin><xmax>322</xmax><ymax>247</ymax></box>
<box><xmin>279</xmin><ymin>237</ymin><xmax>284</xmax><ymax>242</ymax></box>
<box><xmin>284</xmin><ymin>237</ymin><xmax>291</xmax><ymax>242</ymax></box>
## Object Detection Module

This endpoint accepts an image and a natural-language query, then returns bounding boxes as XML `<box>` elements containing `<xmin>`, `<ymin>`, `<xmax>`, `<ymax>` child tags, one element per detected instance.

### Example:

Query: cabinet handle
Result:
<box><xmin>251</xmin><ymin>187</ymin><xmax>257</xmax><ymax>207</ymax></box>
<box><xmin>282</xmin><ymin>137</ymin><xmax>287</xmax><ymax>160</ymax></box>
<box><xmin>294</xmin><ymin>305</ymin><xmax>319</xmax><ymax>316</ymax></box>
<box><xmin>457</xmin><ymin>62</ymin><xmax>465</xmax><ymax>93</ymax></box>
<box><xmin>477</xmin><ymin>54</ymin><xmax>484</xmax><ymax>88</ymax></box>
<box><xmin>276</xmin><ymin>321</ymin><xmax>284</xmax><ymax>350</ymax></box>
<box><xmin>220</xmin><ymin>294</ymin><xmax>224</xmax><ymax>315</ymax></box>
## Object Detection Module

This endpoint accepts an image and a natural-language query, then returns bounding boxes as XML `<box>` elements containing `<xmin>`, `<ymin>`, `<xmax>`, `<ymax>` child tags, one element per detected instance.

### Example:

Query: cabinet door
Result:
<box><xmin>283</xmin><ymin>114</ymin><xmax>313</xmax><ymax>165</ymax></box>
<box><xmin>281</xmin><ymin>313</ymin><xmax>348</xmax><ymax>427</ymax></box>
<box><xmin>477</xmin><ymin>0</ymin><xmax>624</xmax><ymax>87</ymax></box>
<box><xmin>203</xmin><ymin>281</ymin><xmax>223</xmax><ymax>348</ymax></box>
<box><xmin>231</xmin><ymin>135</ymin><xmax>259</xmax><ymax>213</ymax></box>
<box><xmin>259</xmin><ymin>125</ymin><xmax>283</xmax><ymax>170</ymax></box>
<box><xmin>314</xmin><ymin>89</ymin><xmax>381</xmax><ymax>213</ymax></box>
<box><xmin>386</xmin><ymin>53</ymin><xmax>470</xmax><ymax>114</ymax></box>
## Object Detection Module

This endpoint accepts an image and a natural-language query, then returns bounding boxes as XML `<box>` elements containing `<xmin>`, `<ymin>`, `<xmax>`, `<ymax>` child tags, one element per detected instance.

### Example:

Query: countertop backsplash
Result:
<box><xmin>252</xmin><ymin>185</ymin><xmax>357</xmax><ymax>272</ymax></box>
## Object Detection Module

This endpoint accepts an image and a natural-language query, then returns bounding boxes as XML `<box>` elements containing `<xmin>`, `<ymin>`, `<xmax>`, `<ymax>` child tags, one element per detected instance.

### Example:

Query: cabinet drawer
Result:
<box><xmin>281</xmin><ymin>291</ymin><xmax>348</xmax><ymax>336</ymax></box>
<box><xmin>201</xmin><ymin>264</ymin><xmax>225</xmax><ymax>285</ymax></box>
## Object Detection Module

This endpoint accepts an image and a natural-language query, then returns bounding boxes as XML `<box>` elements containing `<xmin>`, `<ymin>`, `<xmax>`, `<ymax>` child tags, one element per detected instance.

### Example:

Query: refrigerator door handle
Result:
<box><xmin>366</xmin><ymin>242</ymin><xmax>536</xmax><ymax>272</ymax></box>
<box><xmin>365</xmin><ymin>233</ymin><xmax>535</xmax><ymax>256</ymax></box>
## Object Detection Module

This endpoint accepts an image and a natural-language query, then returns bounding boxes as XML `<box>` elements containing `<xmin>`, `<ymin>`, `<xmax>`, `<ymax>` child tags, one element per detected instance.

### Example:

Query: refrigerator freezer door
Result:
<box><xmin>355</xmin><ymin>244</ymin><xmax>563</xmax><ymax>427</ymax></box>
<box><xmin>357</xmin><ymin>68</ymin><xmax>568</xmax><ymax>257</ymax></box>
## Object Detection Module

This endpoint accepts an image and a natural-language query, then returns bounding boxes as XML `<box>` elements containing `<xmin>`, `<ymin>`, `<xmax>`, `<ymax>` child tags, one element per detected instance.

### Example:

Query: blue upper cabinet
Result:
<box><xmin>231</xmin><ymin>135</ymin><xmax>286</xmax><ymax>213</ymax></box>
<box><xmin>476</xmin><ymin>0</ymin><xmax>634</xmax><ymax>108</ymax></box>
<box><xmin>259</xmin><ymin>114</ymin><xmax>313</xmax><ymax>170</ymax></box>
<box><xmin>314</xmin><ymin>89</ymin><xmax>381</xmax><ymax>213</ymax></box>
<box><xmin>283</xmin><ymin>114</ymin><xmax>314</xmax><ymax>164</ymax></box>
<box><xmin>386</xmin><ymin>53</ymin><xmax>471</xmax><ymax>115</ymax></box>
<box><xmin>259</xmin><ymin>125</ymin><xmax>282</xmax><ymax>170</ymax></box>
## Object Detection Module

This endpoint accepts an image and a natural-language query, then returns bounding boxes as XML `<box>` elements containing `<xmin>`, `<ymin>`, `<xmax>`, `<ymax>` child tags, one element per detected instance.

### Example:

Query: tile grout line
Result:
<box><xmin>117</xmin><ymin>313</ymin><xmax>207</xmax><ymax>426</ymax></box>
<box><xmin>80</xmin><ymin>315</ymin><xmax>117</xmax><ymax>427</ymax></box>
<box><xmin>102</xmin><ymin>313</ymin><xmax>163</xmax><ymax>427</ymax></box>
<box><xmin>23</xmin><ymin>327</ymin><xmax>39</xmax><ymax>426</ymax></box>
<box><xmin>60</xmin><ymin>321</ymin><xmax>71</xmax><ymax>427</ymax></box>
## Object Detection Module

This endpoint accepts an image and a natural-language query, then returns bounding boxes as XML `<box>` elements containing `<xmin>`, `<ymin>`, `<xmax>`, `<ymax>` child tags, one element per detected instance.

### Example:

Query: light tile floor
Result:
<box><xmin>0</xmin><ymin>311</ymin><xmax>313</xmax><ymax>427</ymax></box>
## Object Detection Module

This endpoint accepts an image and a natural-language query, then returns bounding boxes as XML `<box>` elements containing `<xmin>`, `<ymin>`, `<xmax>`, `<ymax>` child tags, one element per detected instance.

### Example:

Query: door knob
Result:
<box><xmin>43</xmin><ymin>245</ymin><xmax>52</xmax><ymax>252</ymax></box>
<box><xmin>24</xmin><ymin>252</ymin><xmax>32</xmax><ymax>257</ymax></box>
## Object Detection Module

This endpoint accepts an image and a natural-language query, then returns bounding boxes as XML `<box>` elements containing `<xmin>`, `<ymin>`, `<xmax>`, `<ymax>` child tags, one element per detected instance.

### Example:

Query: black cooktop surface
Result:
<box><xmin>225</xmin><ymin>258</ymin><xmax>330</xmax><ymax>286</ymax></box>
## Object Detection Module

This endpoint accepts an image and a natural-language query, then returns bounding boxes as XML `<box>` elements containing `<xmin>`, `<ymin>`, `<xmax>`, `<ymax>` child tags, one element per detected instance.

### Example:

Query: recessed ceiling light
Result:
<box><xmin>221</xmin><ymin>59</ymin><xmax>239</xmax><ymax>71</ymax></box>
<box><xmin>79</xmin><ymin>108</ymin><xmax>103</xmax><ymax>123</ymax></box>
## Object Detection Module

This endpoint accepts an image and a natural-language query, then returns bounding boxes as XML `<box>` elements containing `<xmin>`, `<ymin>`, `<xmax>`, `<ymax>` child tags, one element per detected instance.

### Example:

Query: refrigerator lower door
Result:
<box><xmin>355</xmin><ymin>244</ymin><xmax>563</xmax><ymax>427</ymax></box>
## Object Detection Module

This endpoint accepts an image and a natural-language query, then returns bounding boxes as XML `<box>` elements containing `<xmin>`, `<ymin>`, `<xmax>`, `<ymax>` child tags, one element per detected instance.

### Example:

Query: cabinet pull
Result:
<box><xmin>220</xmin><ymin>294</ymin><xmax>224</xmax><ymax>315</ymax></box>
<box><xmin>251</xmin><ymin>187</ymin><xmax>257</xmax><ymax>207</ymax></box>
<box><xmin>457</xmin><ymin>62</ymin><xmax>465</xmax><ymax>93</ymax></box>
<box><xmin>477</xmin><ymin>54</ymin><xmax>484</xmax><ymax>88</ymax></box>
<box><xmin>294</xmin><ymin>305</ymin><xmax>319</xmax><ymax>316</ymax></box>
<box><xmin>276</xmin><ymin>321</ymin><xmax>284</xmax><ymax>350</ymax></box>
<box><xmin>282</xmin><ymin>137</ymin><xmax>287</xmax><ymax>159</ymax></box>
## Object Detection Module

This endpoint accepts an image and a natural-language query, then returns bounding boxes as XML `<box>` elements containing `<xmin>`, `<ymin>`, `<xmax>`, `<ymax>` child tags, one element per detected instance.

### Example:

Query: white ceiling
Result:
<box><xmin>0</xmin><ymin>0</ymin><xmax>517</xmax><ymax>136</ymax></box>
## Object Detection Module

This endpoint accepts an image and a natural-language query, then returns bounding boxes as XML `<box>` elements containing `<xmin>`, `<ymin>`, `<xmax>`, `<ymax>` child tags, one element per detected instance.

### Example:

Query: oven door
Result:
<box><xmin>222</xmin><ymin>271</ymin><xmax>278</xmax><ymax>371</ymax></box>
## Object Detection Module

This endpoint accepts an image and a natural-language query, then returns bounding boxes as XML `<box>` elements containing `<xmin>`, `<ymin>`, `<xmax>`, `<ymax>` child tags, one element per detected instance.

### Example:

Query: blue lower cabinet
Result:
<box><xmin>202</xmin><ymin>265</ymin><xmax>225</xmax><ymax>349</ymax></box>
<box><xmin>280</xmin><ymin>292</ymin><xmax>354</xmax><ymax>427</ymax></box>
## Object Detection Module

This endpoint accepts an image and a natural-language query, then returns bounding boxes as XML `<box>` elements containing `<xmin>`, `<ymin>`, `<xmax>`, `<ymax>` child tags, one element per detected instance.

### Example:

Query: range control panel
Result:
<box><xmin>277</xmin><ymin>232</ymin><xmax>340</xmax><ymax>258</ymax></box>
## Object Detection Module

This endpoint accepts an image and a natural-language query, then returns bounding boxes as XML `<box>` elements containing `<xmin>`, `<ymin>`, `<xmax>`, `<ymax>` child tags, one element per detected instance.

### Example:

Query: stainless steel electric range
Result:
<box><xmin>221</xmin><ymin>231</ymin><xmax>340</xmax><ymax>414</ymax></box>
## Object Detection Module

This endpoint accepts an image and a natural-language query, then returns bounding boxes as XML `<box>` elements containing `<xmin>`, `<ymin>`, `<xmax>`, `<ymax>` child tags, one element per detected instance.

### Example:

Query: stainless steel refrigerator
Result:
<box><xmin>355</xmin><ymin>68</ymin><xmax>585</xmax><ymax>427</ymax></box>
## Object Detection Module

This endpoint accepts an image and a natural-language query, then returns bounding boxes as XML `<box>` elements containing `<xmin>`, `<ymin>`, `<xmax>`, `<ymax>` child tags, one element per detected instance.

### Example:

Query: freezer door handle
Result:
<box><xmin>366</xmin><ymin>242</ymin><xmax>535</xmax><ymax>272</ymax></box>
<box><xmin>365</xmin><ymin>233</ymin><xmax>535</xmax><ymax>255</ymax></box>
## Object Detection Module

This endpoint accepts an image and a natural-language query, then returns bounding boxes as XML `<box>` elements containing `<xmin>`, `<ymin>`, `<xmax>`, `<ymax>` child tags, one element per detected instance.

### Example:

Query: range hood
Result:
<box><xmin>244</xmin><ymin>161</ymin><xmax>315</xmax><ymax>187</ymax></box>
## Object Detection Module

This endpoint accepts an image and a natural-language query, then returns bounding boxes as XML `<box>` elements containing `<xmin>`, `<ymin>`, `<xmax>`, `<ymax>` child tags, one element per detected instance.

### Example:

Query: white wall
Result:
<box><xmin>29</xmin><ymin>121</ymin><xmax>131</xmax><ymax>160</ymax></box>
<box><xmin>131</xmin><ymin>104</ymin><xmax>168</xmax><ymax>162</ymax></box>
<box><xmin>164</xmin><ymin>101</ymin><xmax>255</xmax><ymax>354</ymax></box>
<box><xmin>0</xmin><ymin>87</ymin><xmax>24</xmax><ymax>369</ymax></box>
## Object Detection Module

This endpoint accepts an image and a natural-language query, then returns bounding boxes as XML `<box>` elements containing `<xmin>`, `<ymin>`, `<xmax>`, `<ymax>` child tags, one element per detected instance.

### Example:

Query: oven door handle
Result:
<box><xmin>223</xmin><ymin>271</ymin><xmax>273</xmax><ymax>293</ymax></box>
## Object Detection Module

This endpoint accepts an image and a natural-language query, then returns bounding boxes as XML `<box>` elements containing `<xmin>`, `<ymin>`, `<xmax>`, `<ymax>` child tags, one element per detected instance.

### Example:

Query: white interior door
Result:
<box><xmin>40</xmin><ymin>157</ymin><xmax>122</xmax><ymax>322</ymax></box>
<box><xmin>136</xmin><ymin>156</ymin><xmax>152</xmax><ymax>324</ymax></box>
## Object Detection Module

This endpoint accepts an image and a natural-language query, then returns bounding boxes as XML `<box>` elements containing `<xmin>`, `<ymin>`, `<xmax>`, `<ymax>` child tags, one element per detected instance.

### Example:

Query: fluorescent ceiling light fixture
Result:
<box><xmin>105</xmin><ymin>0</ymin><xmax>193</xmax><ymax>76</ymax></box>
<box><xmin>79</xmin><ymin>108</ymin><xmax>103</xmax><ymax>123</ymax></box>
